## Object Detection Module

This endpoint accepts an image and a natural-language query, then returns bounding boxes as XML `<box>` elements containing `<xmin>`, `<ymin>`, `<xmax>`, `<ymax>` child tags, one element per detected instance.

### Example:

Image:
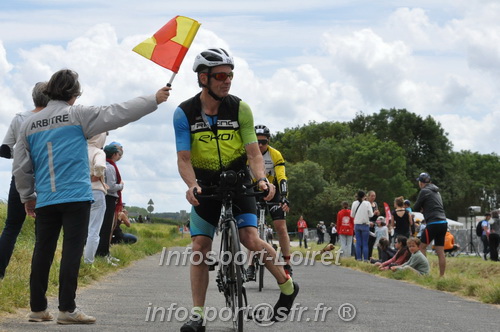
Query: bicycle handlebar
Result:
<box><xmin>193</xmin><ymin>170</ymin><xmax>269</xmax><ymax>200</ymax></box>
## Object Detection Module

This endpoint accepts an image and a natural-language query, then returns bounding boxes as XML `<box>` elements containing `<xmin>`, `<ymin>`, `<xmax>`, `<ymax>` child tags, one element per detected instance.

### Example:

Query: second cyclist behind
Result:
<box><xmin>247</xmin><ymin>124</ymin><xmax>292</xmax><ymax>279</ymax></box>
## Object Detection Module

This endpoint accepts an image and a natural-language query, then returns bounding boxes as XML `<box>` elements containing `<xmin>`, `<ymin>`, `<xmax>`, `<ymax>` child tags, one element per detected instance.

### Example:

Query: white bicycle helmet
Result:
<box><xmin>255</xmin><ymin>125</ymin><xmax>271</xmax><ymax>137</ymax></box>
<box><xmin>193</xmin><ymin>48</ymin><xmax>234</xmax><ymax>72</ymax></box>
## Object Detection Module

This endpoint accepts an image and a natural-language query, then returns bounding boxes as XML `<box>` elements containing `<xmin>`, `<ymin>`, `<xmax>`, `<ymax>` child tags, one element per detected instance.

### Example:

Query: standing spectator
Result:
<box><xmin>351</xmin><ymin>191</ymin><xmax>374</xmax><ymax>261</ymax></box>
<box><xmin>413</xmin><ymin>172</ymin><xmax>448</xmax><ymax>276</ymax></box>
<box><xmin>404</xmin><ymin>199</ymin><xmax>416</xmax><ymax>236</ymax></box>
<box><xmin>480</xmin><ymin>213</ymin><xmax>491</xmax><ymax>261</ymax></box>
<box><xmin>0</xmin><ymin>82</ymin><xmax>49</xmax><ymax>279</ymax></box>
<box><xmin>297</xmin><ymin>215</ymin><xmax>308</xmax><ymax>248</ymax></box>
<box><xmin>329</xmin><ymin>222</ymin><xmax>338</xmax><ymax>245</ymax></box>
<box><xmin>138</xmin><ymin>215</ymin><xmax>144</xmax><ymax>223</ymax></box>
<box><xmin>95</xmin><ymin>143</ymin><xmax>123</xmax><ymax>265</ymax></box>
<box><xmin>374</xmin><ymin>216</ymin><xmax>389</xmax><ymax>247</ymax></box>
<box><xmin>83</xmin><ymin>133</ymin><xmax>108</xmax><ymax>264</ymax></box>
<box><xmin>367</xmin><ymin>191</ymin><xmax>379</xmax><ymax>259</ymax></box>
<box><xmin>337</xmin><ymin>201</ymin><xmax>354</xmax><ymax>257</ymax></box>
<box><xmin>13</xmin><ymin>69</ymin><xmax>170</xmax><ymax>323</ymax></box>
<box><xmin>317</xmin><ymin>221</ymin><xmax>326</xmax><ymax>244</ymax></box>
<box><xmin>489</xmin><ymin>210</ymin><xmax>500</xmax><ymax>261</ymax></box>
<box><xmin>390</xmin><ymin>196</ymin><xmax>413</xmax><ymax>239</ymax></box>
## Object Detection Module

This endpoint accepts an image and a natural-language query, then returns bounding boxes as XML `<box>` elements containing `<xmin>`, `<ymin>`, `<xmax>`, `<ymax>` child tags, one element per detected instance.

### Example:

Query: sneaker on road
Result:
<box><xmin>57</xmin><ymin>308</ymin><xmax>96</xmax><ymax>325</ymax></box>
<box><xmin>180</xmin><ymin>315</ymin><xmax>205</xmax><ymax>332</ymax></box>
<box><xmin>28</xmin><ymin>309</ymin><xmax>54</xmax><ymax>322</ymax></box>
<box><xmin>272</xmin><ymin>281</ymin><xmax>299</xmax><ymax>322</ymax></box>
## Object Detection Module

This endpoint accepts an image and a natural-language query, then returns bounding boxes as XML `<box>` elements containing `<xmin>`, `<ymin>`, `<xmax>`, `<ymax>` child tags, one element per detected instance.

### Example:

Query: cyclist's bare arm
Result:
<box><xmin>177</xmin><ymin>150</ymin><xmax>201</xmax><ymax>206</ymax></box>
<box><xmin>246</xmin><ymin>143</ymin><xmax>275</xmax><ymax>200</ymax></box>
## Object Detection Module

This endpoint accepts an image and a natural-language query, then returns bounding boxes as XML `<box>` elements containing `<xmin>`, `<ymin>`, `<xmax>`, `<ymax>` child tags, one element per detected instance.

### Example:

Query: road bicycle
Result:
<box><xmin>195</xmin><ymin>170</ymin><xmax>263</xmax><ymax>332</ymax></box>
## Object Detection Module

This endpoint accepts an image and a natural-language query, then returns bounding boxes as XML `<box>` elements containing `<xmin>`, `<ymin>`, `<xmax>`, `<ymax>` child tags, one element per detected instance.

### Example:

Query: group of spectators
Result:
<box><xmin>0</xmin><ymin>69</ymin><xmax>170</xmax><ymax>324</ymax></box>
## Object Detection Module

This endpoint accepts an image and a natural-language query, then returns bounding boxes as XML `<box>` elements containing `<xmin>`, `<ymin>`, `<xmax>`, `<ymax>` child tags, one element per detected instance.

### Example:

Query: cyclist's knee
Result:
<box><xmin>240</xmin><ymin>236</ymin><xmax>262</xmax><ymax>252</ymax></box>
<box><xmin>191</xmin><ymin>236</ymin><xmax>212</xmax><ymax>253</ymax></box>
<box><xmin>274</xmin><ymin>220</ymin><xmax>287</xmax><ymax>234</ymax></box>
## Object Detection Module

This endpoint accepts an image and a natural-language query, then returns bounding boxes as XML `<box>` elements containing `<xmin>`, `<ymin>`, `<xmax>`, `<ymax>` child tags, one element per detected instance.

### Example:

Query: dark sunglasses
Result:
<box><xmin>258</xmin><ymin>139</ymin><xmax>269</xmax><ymax>145</ymax></box>
<box><xmin>209</xmin><ymin>72</ymin><xmax>234</xmax><ymax>81</ymax></box>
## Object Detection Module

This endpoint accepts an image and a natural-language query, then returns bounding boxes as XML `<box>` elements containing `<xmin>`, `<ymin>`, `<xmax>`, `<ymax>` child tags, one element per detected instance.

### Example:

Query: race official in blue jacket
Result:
<box><xmin>13</xmin><ymin>69</ymin><xmax>170</xmax><ymax>324</ymax></box>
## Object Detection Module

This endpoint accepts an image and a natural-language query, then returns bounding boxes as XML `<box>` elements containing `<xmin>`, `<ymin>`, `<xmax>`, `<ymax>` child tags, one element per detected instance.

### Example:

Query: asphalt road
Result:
<box><xmin>1</xmin><ymin>238</ymin><xmax>498</xmax><ymax>332</ymax></box>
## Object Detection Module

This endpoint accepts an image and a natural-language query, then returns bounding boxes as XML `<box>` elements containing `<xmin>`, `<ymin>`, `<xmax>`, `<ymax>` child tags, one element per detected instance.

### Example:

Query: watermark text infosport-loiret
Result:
<box><xmin>157</xmin><ymin>246</ymin><xmax>346</xmax><ymax>267</ymax></box>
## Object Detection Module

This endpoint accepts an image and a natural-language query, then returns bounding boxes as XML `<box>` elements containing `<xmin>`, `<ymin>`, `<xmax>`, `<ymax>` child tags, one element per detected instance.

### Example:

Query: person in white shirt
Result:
<box><xmin>351</xmin><ymin>191</ymin><xmax>374</xmax><ymax>261</ymax></box>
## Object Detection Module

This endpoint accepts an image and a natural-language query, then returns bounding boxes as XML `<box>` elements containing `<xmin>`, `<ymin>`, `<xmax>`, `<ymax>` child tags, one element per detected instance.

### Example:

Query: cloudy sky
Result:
<box><xmin>1</xmin><ymin>0</ymin><xmax>499</xmax><ymax>213</ymax></box>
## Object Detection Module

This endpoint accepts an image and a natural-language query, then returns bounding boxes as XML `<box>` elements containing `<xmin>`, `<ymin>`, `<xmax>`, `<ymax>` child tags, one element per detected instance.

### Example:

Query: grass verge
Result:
<box><xmin>294</xmin><ymin>242</ymin><xmax>500</xmax><ymax>305</ymax></box>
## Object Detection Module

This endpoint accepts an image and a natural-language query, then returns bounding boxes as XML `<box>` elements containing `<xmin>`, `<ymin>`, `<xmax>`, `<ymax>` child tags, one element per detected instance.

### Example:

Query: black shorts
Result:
<box><xmin>193</xmin><ymin>191</ymin><xmax>257</xmax><ymax>227</ymax></box>
<box><xmin>421</xmin><ymin>222</ymin><xmax>447</xmax><ymax>246</ymax></box>
<box><xmin>267</xmin><ymin>193</ymin><xmax>285</xmax><ymax>221</ymax></box>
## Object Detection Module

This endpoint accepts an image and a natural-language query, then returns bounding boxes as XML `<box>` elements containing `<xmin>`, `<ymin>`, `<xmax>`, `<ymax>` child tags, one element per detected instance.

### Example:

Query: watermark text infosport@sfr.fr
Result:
<box><xmin>158</xmin><ymin>246</ymin><xmax>346</xmax><ymax>267</ymax></box>
<box><xmin>145</xmin><ymin>302</ymin><xmax>357</xmax><ymax>326</ymax></box>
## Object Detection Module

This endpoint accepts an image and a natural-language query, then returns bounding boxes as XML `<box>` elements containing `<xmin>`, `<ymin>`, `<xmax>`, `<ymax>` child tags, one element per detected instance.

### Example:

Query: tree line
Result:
<box><xmin>271</xmin><ymin>108</ymin><xmax>499</xmax><ymax>231</ymax></box>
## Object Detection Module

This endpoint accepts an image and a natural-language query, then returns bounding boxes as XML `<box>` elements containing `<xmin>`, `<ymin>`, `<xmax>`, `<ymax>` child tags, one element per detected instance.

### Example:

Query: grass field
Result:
<box><xmin>297</xmin><ymin>242</ymin><xmax>500</xmax><ymax>305</ymax></box>
<box><xmin>0</xmin><ymin>203</ymin><xmax>190</xmax><ymax>315</ymax></box>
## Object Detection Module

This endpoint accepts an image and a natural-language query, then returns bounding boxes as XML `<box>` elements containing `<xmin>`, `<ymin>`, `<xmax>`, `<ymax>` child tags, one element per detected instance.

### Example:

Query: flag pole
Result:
<box><xmin>167</xmin><ymin>72</ymin><xmax>177</xmax><ymax>87</ymax></box>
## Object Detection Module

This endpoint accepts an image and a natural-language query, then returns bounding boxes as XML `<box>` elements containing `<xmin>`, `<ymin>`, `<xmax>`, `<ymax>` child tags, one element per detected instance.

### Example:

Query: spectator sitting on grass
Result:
<box><xmin>391</xmin><ymin>237</ymin><xmax>430</xmax><ymax>275</ymax></box>
<box><xmin>370</xmin><ymin>237</ymin><xmax>396</xmax><ymax>264</ymax></box>
<box><xmin>376</xmin><ymin>235</ymin><xmax>411</xmax><ymax>270</ymax></box>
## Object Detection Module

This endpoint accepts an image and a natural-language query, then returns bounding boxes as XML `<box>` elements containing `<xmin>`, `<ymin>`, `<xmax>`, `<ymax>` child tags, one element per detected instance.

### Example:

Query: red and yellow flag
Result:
<box><xmin>133</xmin><ymin>16</ymin><xmax>201</xmax><ymax>73</ymax></box>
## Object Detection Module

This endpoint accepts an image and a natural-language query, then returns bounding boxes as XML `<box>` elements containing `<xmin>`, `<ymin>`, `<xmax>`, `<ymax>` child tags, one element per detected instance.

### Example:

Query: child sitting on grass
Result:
<box><xmin>391</xmin><ymin>237</ymin><xmax>430</xmax><ymax>275</ymax></box>
<box><xmin>376</xmin><ymin>235</ymin><xmax>410</xmax><ymax>270</ymax></box>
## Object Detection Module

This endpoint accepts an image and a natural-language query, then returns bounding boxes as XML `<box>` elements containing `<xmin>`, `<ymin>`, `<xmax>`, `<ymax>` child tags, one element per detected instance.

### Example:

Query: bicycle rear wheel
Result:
<box><xmin>226</xmin><ymin>219</ymin><xmax>244</xmax><ymax>332</ymax></box>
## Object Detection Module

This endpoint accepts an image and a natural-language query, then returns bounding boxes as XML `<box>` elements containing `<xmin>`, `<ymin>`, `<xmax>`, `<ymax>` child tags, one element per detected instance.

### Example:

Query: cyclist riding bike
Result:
<box><xmin>247</xmin><ymin>125</ymin><xmax>292</xmax><ymax>279</ymax></box>
<box><xmin>174</xmin><ymin>48</ymin><xmax>299</xmax><ymax>332</ymax></box>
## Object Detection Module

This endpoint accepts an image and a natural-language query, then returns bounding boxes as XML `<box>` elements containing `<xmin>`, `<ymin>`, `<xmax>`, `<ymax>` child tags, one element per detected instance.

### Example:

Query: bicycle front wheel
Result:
<box><xmin>227</xmin><ymin>219</ymin><xmax>244</xmax><ymax>332</ymax></box>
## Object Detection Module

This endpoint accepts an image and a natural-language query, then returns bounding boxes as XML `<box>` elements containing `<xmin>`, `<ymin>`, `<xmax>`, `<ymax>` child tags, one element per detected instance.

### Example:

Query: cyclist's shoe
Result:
<box><xmin>272</xmin><ymin>282</ymin><xmax>299</xmax><ymax>322</ymax></box>
<box><xmin>180</xmin><ymin>315</ymin><xmax>205</xmax><ymax>332</ymax></box>
<box><xmin>246</xmin><ymin>265</ymin><xmax>256</xmax><ymax>281</ymax></box>
<box><xmin>284</xmin><ymin>264</ymin><xmax>293</xmax><ymax>277</ymax></box>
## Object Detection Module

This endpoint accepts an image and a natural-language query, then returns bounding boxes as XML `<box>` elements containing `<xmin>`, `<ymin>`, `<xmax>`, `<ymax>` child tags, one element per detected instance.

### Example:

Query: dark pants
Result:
<box><xmin>489</xmin><ymin>233</ymin><xmax>499</xmax><ymax>261</ymax></box>
<box><xmin>298</xmin><ymin>232</ymin><xmax>308</xmax><ymax>248</ymax></box>
<box><xmin>368</xmin><ymin>235</ymin><xmax>376</xmax><ymax>259</ymax></box>
<box><xmin>330</xmin><ymin>233</ymin><xmax>338</xmax><ymax>244</ymax></box>
<box><xmin>111</xmin><ymin>226</ymin><xmax>138</xmax><ymax>244</ymax></box>
<box><xmin>30</xmin><ymin>201</ymin><xmax>90</xmax><ymax>312</ymax></box>
<box><xmin>0</xmin><ymin>176</ymin><xmax>28</xmax><ymax>278</ymax></box>
<box><xmin>96</xmin><ymin>195</ymin><xmax>117</xmax><ymax>257</ymax></box>
<box><xmin>481</xmin><ymin>234</ymin><xmax>489</xmax><ymax>258</ymax></box>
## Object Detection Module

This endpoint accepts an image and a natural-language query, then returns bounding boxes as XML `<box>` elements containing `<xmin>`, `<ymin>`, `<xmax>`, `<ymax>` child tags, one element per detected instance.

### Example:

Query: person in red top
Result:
<box><xmin>337</xmin><ymin>201</ymin><xmax>354</xmax><ymax>257</ymax></box>
<box><xmin>297</xmin><ymin>215</ymin><xmax>308</xmax><ymax>248</ymax></box>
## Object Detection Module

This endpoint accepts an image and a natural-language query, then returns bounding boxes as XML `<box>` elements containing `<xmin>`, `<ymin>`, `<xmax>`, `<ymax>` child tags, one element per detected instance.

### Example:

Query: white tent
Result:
<box><xmin>412</xmin><ymin>212</ymin><xmax>464</xmax><ymax>229</ymax></box>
